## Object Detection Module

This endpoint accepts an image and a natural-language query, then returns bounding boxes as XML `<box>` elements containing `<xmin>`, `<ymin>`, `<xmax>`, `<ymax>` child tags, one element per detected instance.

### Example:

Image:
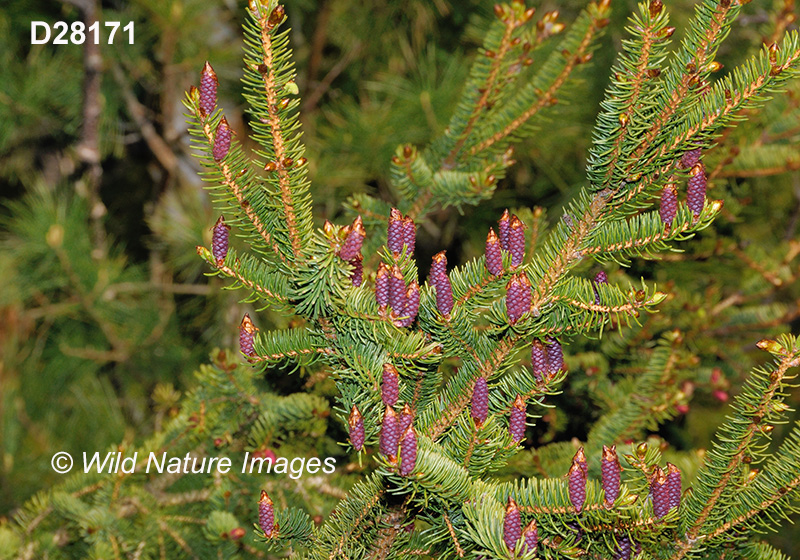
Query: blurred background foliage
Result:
<box><xmin>1</xmin><ymin>0</ymin><xmax>799</xmax><ymax>552</ymax></box>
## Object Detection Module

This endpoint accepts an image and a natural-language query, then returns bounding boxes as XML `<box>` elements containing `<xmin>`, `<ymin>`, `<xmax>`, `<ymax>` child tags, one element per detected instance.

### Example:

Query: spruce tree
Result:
<box><xmin>3</xmin><ymin>0</ymin><xmax>800</xmax><ymax>558</ymax></box>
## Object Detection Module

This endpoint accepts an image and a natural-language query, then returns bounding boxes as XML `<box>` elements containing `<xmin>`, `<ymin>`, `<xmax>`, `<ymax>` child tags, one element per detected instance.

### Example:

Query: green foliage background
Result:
<box><xmin>1</xmin><ymin>0</ymin><xmax>799</xmax><ymax>555</ymax></box>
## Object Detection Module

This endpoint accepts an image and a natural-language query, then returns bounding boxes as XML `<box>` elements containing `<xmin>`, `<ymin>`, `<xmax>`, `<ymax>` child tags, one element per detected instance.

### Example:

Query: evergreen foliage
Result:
<box><xmin>2</xmin><ymin>0</ymin><xmax>800</xmax><ymax>558</ymax></box>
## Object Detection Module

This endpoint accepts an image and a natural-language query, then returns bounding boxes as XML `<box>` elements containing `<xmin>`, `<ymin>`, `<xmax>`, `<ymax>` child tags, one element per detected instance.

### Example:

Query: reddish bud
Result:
<box><xmin>229</xmin><ymin>527</ymin><xmax>246</xmax><ymax>540</ymax></box>
<box><xmin>602</xmin><ymin>445</ymin><xmax>621</xmax><ymax>506</ymax></box>
<box><xmin>213</xmin><ymin>117</ymin><xmax>232</xmax><ymax>162</ymax></box>
<box><xmin>471</xmin><ymin>377</ymin><xmax>489</xmax><ymax>425</ymax></box>
<box><xmin>239</xmin><ymin>314</ymin><xmax>257</xmax><ymax>357</ymax></box>
<box><xmin>485</xmin><ymin>228</ymin><xmax>504</xmax><ymax>276</ymax></box>
<box><xmin>212</xmin><ymin>216</ymin><xmax>231</xmax><ymax>265</ymax></box>
<box><xmin>258</xmin><ymin>490</ymin><xmax>275</xmax><ymax>537</ymax></box>
<box><xmin>398</xmin><ymin>426</ymin><xmax>417</xmax><ymax>476</ymax></box>
<box><xmin>509</xmin><ymin>395</ymin><xmax>527</xmax><ymax>441</ymax></box>
<box><xmin>199</xmin><ymin>61</ymin><xmax>218</xmax><ymax>117</ymax></box>
<box><xmin>382</xmin><ymin>364</ymin><xmax>400</xmax><ymax>407</ymax></box>
<box><xmin>349</xmin><ymin>406</ymin><xmax>365</xmax><ymax>451</ymax></box>
<box><xmin>503</xmin><ymin>498</ymin><xmax>522</xmax><ymax>552</ymax></box>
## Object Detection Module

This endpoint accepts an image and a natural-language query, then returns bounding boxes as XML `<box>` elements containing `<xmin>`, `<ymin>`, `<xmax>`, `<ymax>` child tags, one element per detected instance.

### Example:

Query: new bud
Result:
<box><xmin>430</xmin><ymin>251</ymin><xmax>447</xmax><ymax>282</ymax></box>
<box><xmin>503</xmin><ymin>498</ymin><xmax>522</xmax><ymax>552</ymax></box>
<box><xmin>213</xmin><ymin>117</ymin><xmax>232</xmax><ymax>162</ymax></box>
<box><xmin>398</xmin><ymin>280</ymin><xmax>420</xmax><ymax>327</ymax></box>
<box><xmin>258</xmin><ymin>490</ymin><xmax>275</xmax><ymax>537</ymax></box>
<box><xmin>349</xmin><ymin>406</ymin><xmax>365</xmax><ymax>451</ymax></box>
<box><xmin>212</xmin><ymin>216</ymin><xmax>231</xmax><ymax>265</ymax></box>
<box><xmin>572</xmin><ymin>447</ymin><xmax>588</xmax><ymax>478</ymax></box>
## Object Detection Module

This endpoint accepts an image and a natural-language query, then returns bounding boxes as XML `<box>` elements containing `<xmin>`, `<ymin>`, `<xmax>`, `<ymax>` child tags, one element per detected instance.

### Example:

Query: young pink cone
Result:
<box><xmin>434</xmin><ymin>271</ymin><xmax>454</xmax><ymax>317</ymax></box>
<box><xmin>568</xmin><ymin>462</ymin><xmax>587</xmax><ymax>512</ymax></box>
<box><xmin>503</xmin><ymin>498</ymin><xmax>522</xmax><ymax>552</ymax></box>
<box><xmin>660</xmin><ymin>184</ymin><xmax>678</xmax><ymax>225</ymax></box>
<box><xmin>506</xmin><ymin>274</ymin><xmax>531</xmax><ymax>324</ymax></box>
<box><xmin>687</xmin><ymin>163</ymin><xmax>707</xmax><ymax>217</ymax></box>
<box><xmin>651</xmin><ymin>466</ymin><xmax>670</xmax><ymax>519</ymax></box>
<box><xmin>509</xmin><ymin>395</ymin><xmax>527</xmax><ymax>441</ymax></box>
<box><xmin>546</xmin><ymin>336</ymin><xmax>563</xmax><ymax>375</ymax></box>
<box><xmin>199</xmin><ymin>61</ymin><xmax>218</xmax><ymax>117</ymax></box>
<box><xmin>213</xmin><ymin>117</ymin><xmax>231</xmax><ymax>162</ymax></box>
<box><xmin>601</xmin><ymin>445</ymin><xmax>621</xmax><ymax>506</ymax></box>
<box><xmin>398</xmin><ymin>425</ymin><xmax>417</xmax><ymax>476</ymax></box>
<box><xmin>349</xmin><ymin>406</ymin><xmax>365</xmax><ymax>451</ymax></box>
<box><xmin>679</xmin><ymin>147</ymin><xmax>701</xmax><ymax>169</ymax></box>
<box><xmin>376</xmin><ymin>262</ymin><xmax>390</xmax><ymax>309</ymax></box>
<box><xmin>471</xmin><ymin>376</ymin><xmax>489</xmax><ymax>426</ymax></box>
<box><xmin>498</xmin><ymin>209</ymin><xmax>511</xmax><ymax>250</ymax></box>
<box><xmin>398</xmin><ymin>403</ymin><xmax>414</xmax><ymax>435</ymax></box>
<box><xmin>522</xmin><ymin>519</ymin><xmax>538</xmax><ymax>555</ymax></box>
<box><xmin>615</xmin><ymin>535</ymin><xmax>632</xmax><ymax>560</ymax></box>
<box><xmin>258</xmin><ymin>490</ymin><xmax>275</xmax><ymax>537</ymax></box>
<box><xmin>388</xmin><ymin>208</ymin><xmax>404</xmax><ymax>254</ymax></box>
<box><xmin>508</xmin><ymin>215</ymin><xmax>525</xmax><ymax>267</ymax></box>
<box><xmin>531</xmin><ymin>340</ymin><xmax>548</xmax><ymax>382</ymax></box>
<box><xmin>389</xmin><ymin>265</ymin><xmax>406</xmax><ymax>313</ymax></box>
<box><xmin>239</xmin><ymin>314</ymin><xmax>257</xmax><ymax>357</ymax></box>
<box><xmin>485</xmin><ymin>228</ymin><xmax>504</xmax><ymax>276</ymax></box>
<box><xmin>349</xmin><ymin>254</ymin><xmax>363</xmax><ymax>287</ymax></box>
<box><xmin>398</xmin><ymin>280</ymin><xmax>420</xmax><ymax>327</ymax></box>
<box><xmin>430</xmin><ymin>251</ymin><xmax>447</xmax><ymax>282</ymax></box>
<box><xmin>382</xmin><ymin>363</ymin><xmax>400</xmax><ymax>407</ymax></box>
<box><xmin>402</xmin><ymin>216</ymin><xmax>416</xmax><ymax>255</ymax></box>
<box><xmin>593</xmin><ymin>270</ymin><xmax>607</xmax><ymax>305</ymax></box>
<box><xmin>666</xmin><ymin>463</ymin><xmax>682</xmax><ymax>511</ymax></box>
<box><xmin>380</xmin><ymin>406</ymin><xmax>400</xmax><ymax>458</ymax></box>
<box><xmin>212</xmin><ymin>216</ymin><xmax>231</xmax><ymax>265</ymax></box>
<box><xmin>339</xmin><ymin>216</ymin><xmax>365</xmax><ymax>261</ymax></box>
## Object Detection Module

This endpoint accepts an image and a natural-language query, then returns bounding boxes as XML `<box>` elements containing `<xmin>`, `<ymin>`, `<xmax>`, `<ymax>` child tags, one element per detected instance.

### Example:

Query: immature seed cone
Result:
<box><xmin>398</xmin><ymin>280</ymin><xmax>420</xmax><ymax>327</ymax></box>
<box><xmin>339</xmin><ymin>216</ymin><xmax>365</xmax><ymax>261</ymax></box>
<box><xmin>258</xmin><ymin>490</ymin><xmax>275</xmax><ymax>537</ymax></box>
<box><xmin>471</xmin><ymin>376</ymin><xmax>489</xmax><ymax>425</ymax></box>
<box><xmin>546</xmin><ymin>336</ymin><xmax>564</xmax><ymax>375</ymax></box>
<box><xmin>615</xmin><ymin>535</ymin><xmax>632</xmax><ymax>560</ymax></box>
<box><xmin>398</xmin><ymin>426</ymin><xmax>417</xmax><ymax>476</ymax></box>
<box><xmin>388</xmin><ymin>208</ymin><xmax>404</xmax><ymax>254</ymax></box>
<box><xmin>568</xmin><ymin>462</ymin><xmax>587</xmax><ymax>512</ymax></box>
<box><xmin>666</xmin><ymin>463</ymin><xmax>682</xmax><ymax>511</ymax></box>
<box><xmin>376</xmin><ymin>262</ymin><xmax>390</xmax><ymax>308</ymax></box>
<box><xmin>651</xmin><ymin>466</ymin><xmax>670</xmax><ymax>519</ymax></box>
<box><xmin>687</xmin><ymin>163</ymin><xmax>707</xmax><ymax>217</ymax></box>
<box><xmin>503</xmin><ymin>498</ymin><xmax>522</xmax><ymax>552</ymax></box>
<box><xmin>382</xmin><ymin>363</ymin><xmax>400</xmax><ymax>407</ymax></box>
<box><xmin>498</xmin><ymin>209</ymin><xmax>511</xmax><ymax>250</ymax></box>
<box><xmin>601</xmin><ymin>445</ymin><xmax>621</xmax><ymax>506</ymax></box>
<box><xmin>348</xmin><ymin>406</ymin><xmax>365</xmax><ymax>451</ymax></box>
<box><xmin>572</xmin><ymin>447</ymin><xmax>588</xmax><ymax>478</ymax></box>
<box><xmin>434</xmin><ymin>271</ymin><xmax>454</xmax><ymax>317</ymax></box>
<box><xmin>593</xmin><ymin>270</ymin><xmax>607</xmax><ymax>305</ymax></box>
<box><xmin>213</xmin><ymin>117</ymin><xmax>231</xmax><ymax>162</ymax></box>
<box><xmin>660</xmin><ymin>184</ymin><xmax>678</xmax><ymax>225</ymax></box>
<box><xmin>509</xmin><ymin>395</ymin><xmax>527</xmax><ymax>441</ymax></box>
<box><xmin>349</xmin><ymin>254</ymin><xmax>363</xmax><ymax>287</ymax></box>
<box><xmin>485</xmin><ymin>228</ymin><xmax>504</xmax><ymax>276</ymax></box>
<box><xmin>398</xmin><ymin>403</ymin><xmax>414</xmax><ymax>435</ymax></box>
<box><xmin>508</xmin><ymin>215</ymin><xmax>526</xmax><ymax>267</ymax></box>
<box><xmin>430</xmin><ymin>251</ymin><xmax>447</xmax><ymax>282</ymax></box>
<box><xmin>531</xmin><ymin>340</ymin><xmax>548</xmax><ymax>382</ymax></box>
<box><xmin>389</xmin><ymin>265</ymin><xmax>406</xmax><ymax>313</ymax></box>
<box><xmin>680</xmin><ymin>147</ymin><xmax>701</xmax><ymax>169</ymax></box>
<box><xmin>506</xmin><ymin>274</ymin><xmax>531</xmax><ymax>324</ymax></box>
<box><xmin>199</xmin><ymin>61</ymin><xmax>218</xmax><ymax>117</ymax></box>
<box><xmin>402</xmin><ymin>216</ymin><xmax>416</xmax><ymax>256</ymax></box>
<box><xmin>379</xmin><ymin>406</ymin><xmax>400</xmax><ymax>457</ymax></box>
<box><xmin>212</xmin><ymin>216</ymin><xmax>231</xmax><ymax>265</ymax></box>
<box><xmin>522</xmin><ymin>519</ymin><xmax>538</xmax><ymax>555</ymax></box>
<box><xmin>239</xmin><ymin>314</ymin><xmax>257</xmax><ymax>357</ymax></box>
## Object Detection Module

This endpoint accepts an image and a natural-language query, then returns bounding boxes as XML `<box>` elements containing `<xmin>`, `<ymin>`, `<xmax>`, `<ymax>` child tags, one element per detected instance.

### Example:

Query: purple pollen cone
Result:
<box><xmin>660</xmin><ymin>184</ymin><xmax>678</xmax><ymax>225</ymax></box>
<box><xmin>509</xmin><ymin>395</ymin><xmax>527</xmax><ymax>442</ymax></box>
<box><xmin>398</xmin><ymin>426</ymin><xmax>417</xmax><ymax>476</ymax></box>
<box><xmin>239</xmin><ymin>314</ymin><xmax>257</xmax><ymax>357</ymax></box>
<box><xmin>498</xmin><ymin>209</ymin><xmax>511</xmax><ymax>251</ymax></box>
<box><xmin>388</xmin><ymin>208</ymin><xmax>404</xmax><ymax>254</ymax></box>
<box><xmin>349</xmin><ymin>254</ymin><xmax>363</xmax><ymax>287</ymax></box>
<box><xmin>602</xmin><ymin>445</ymin><xmax>621</xmax><ymax>506</ymax></box>
<box><xmin>503</xmin><ymin>498</ymin><xmax>521</xmax><ymax>552</ymax></box>
<box><xmin>651</xmin><ymin>467</ymin><xmax>670</xmax><ymax>519</ymax></box>
<box><xmin>568</xmin><ymin>462</ymin><xmax>587</xmax><ymax>512</ymax></box>
<box><xmin>213</xmin><ymin>117</ymin><xmax>231</xmax><ymax>162</ymax></box>
<box><xmin>259</xmin><ymin>490</ymin><xmax>275</xmax><ymax>537</ymax></box>
<box><xmin>402</xmin><ymin>216</ymin><xmax>416</xmax><ymax>255</ymax></box>
<box><xmin>212</xmin><ymin>216</ymin><xmax>231</xmax><ymax>265</ymax></box>
<box><xmin>434</xmin><ymin>271</ymin><xmax>454</xmax><ymax>317</ymax></box>
<box><xmin>522</xmin><ymin>520</ymin><xmax>538</xmax><ymax>555</ymax></box>
<box><xmin>506</xmin><ymin>274</ymin><xmax>531</xmax><ymax>324</ymax></box>
<box><xmin>508</xmin><ymin>215</ymin><xmax>526</xmax><ymax>267</ymax></box>
<box><xmin>348</xmin><ymin>406</ymin><xmax>365</xmax><ymax>451</ymax></box>
<box><xmin>382</xmin><ymin>364</ymin><xmax>400</xmax><ymax>407</ymax></box>
<box><xmin>389</xmin><ymin>265</ymin><xmax>406</xmax><ymax>314</ymax></box>
<box><xmin>666</xmin><ymin>463</ymin><xmax>682</xmax><ymax>511</ymax></box>
<box><xmin>471</xmin><ymin>377</ymin><xmax>489</xmax><ymax>425</ymax></box>
<box><xmin>339</xmin><ymin>216</ymin><xmax>365</xmax><ymax>261</ymax></box>
<box><xmin>376</xmin><ymin>263</ymin><xmax>390</xmax><ymax>308</ymax></box>
<box><xmin>199</xmin><ymin>61</ymin><xmax>218</xmax><ymax>117</ymax></box>
<box><xmin>546</xmin><ymin>336</ymin><xmax>564</xmax><ymax>375</ymax></box>
<box><xmin>680</xmin><ymin>147</ymin><xmax>701</xmax><ymax>169</ymax></box>
<box><xmin>532</xmin><ymin>340</ymin><xmax>548</xmax><ymax>382</ymax></box>
<box><xmin>380</xmin><ymin>406</ymin><xmax>400</xmax><ymax>458</ymax></box>
<box><xmin>485</xmin><ymin>228</ymin><xmax>504</xmax><ymax>276</ymax></box>
<box><xmin>687</xmin><ymin>163</ymin><xmax>707</xmax><ymax>217</ymax></box>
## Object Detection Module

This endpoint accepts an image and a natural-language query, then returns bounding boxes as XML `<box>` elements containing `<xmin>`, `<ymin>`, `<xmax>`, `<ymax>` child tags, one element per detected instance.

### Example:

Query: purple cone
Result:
<box><xmin>382</xmin><ymin>364</ymin><xmax>400</xmax><ymax>407</ymax></box>
<box><xmin>602</xmin><ymin>445</ymin><xmax>621</xmax><ymax>506</ymax></box>
<box><xmin>349</xmin><ymin>406</ymin><xmax>365</xmax><ymax>451</ymax></box>
<box><xmin>212</xmin><ymin>216</ymin><xmax>231</xmax><ymax>265</ymax></box>
<box><xmin>471</xmin><ymin>377</ymin><xmax>489</xmax><ymax>425</ymax></box>
<box><xmin>509</xmin><ymin>395</ymin><xmax>527</xmax><ymax>441</ymax></box>
<box><xmin>213</xmin><ymin>117</ymin><xmax>231</xmax><ymax>162</ymax></box>
<box><xmin>398</xmin><ymin>426</ymin><xmax>417</xmax><ymax>476</ymax></box>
